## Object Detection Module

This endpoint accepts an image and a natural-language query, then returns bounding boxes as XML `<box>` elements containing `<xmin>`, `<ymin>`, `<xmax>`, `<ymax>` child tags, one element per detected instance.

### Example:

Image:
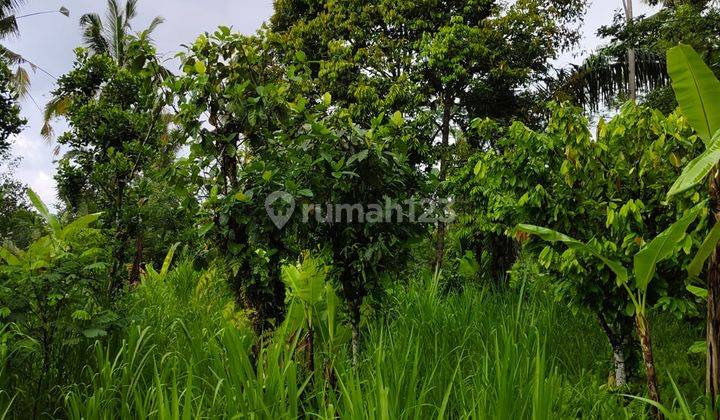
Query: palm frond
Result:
<box><xmin>0</xmin><ymin>45</ymin><xmax>24</xmax><ymax>65</ymax></box>
<box><xmin>80</xmin><ymin>13</ymin><xmax>109</xmax><ymax>55</ymax></box>
<box><xmin>0</xmin><ymin>15</ymin><xmax>18</xmax><ymax>39</ymax></box>
<box><xmin>0</xmin><ymin>0</ymin><xmax>25</xmax><ymax>17</ymax></box>
<box><xmin>124</xmin><ymin>0</ymin><xmax>138</xmax><ymax>24</ymax></box>
<box><xmin>145</xmin><ymin>15</ymin><xmax>163</xmax><ymax>35</ymax></box>
<box><xmin>551</xmin><ymin>49</ymin><xmax>669</xmax><ymax>112</ymax></box>
<box><xmin>105</xmin><ymin>0</ymin><xmax>124</xmax><ymax>62</ymax></box>
<box><xmin>12</xmin><ymin>65</ymin><xmax>28</xmax><ymax>97</ymax></box>
<box><xmin>41</xmin><ymin>95</ymin><xmax>72</xmax><ymax>140</ymax></box>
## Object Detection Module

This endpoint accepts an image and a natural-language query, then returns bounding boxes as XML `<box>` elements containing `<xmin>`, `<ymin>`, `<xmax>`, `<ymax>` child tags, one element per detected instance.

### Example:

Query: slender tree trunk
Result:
<box><xmin>129</xmin><ymin>232</ymin><xmax>144</xmax><ymax>285</ymax></box>
<box><xmin>636</xmin><ymin>313</ymin><xmax>663</xmax><ymax>420</ymax></box>
<box><xmin>350</xmin><ymin>302</ymin><xmax>360</xmax><ymax>367</ymax></box>
<box><xmin>434</xmin><ymin>94</ymin><xmax>452</xmax><ymax>272</ymax></box>
<box><xmin>707</xmin><ymin>169</ymin><xmax>720</xmax><ymax>414</ymax></box>
<box><xmin>598</xmin><ymin>313</ymin><xmax>628</xmax><ymax>387</ymax></box>
<box><xmin>613</xmin><ymin>346</ymin><xmax>627</xmax><ymax>387</ymax></box>
<box><xmin>624</xmin><ymin>0</ymin><xmax>637</xmax><ymax>101</ymax></box>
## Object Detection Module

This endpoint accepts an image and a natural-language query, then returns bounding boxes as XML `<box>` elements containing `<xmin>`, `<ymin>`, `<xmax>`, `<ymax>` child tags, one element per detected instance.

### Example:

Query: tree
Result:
<box><xmin>42</xmin><ymin>0</ymin><xmax>163</xmax><ymax>138</ymax></box>
<box><xmin>556</xmin><ymin>0</ymin><xmax>720</xmax><ymax>113</ymax></box>
<box><xmin>450</xmin><ymin>101</ymin><xmax>705</xmax><ymax>386</ymax></box>
<box><xmin>172</xmin><ymin>28</ymin><xmax>428</xmax><ymax>352</ymax></box>
<box><xmin>271</xmin><ymin>0</ymin><xmax>588</xmax><ymax>270</ymax></box>
<box><xmin>0</xmin><ymin>190</ymin><xmax>110</xmax><ymax>417</ymax></box>
<box><xmin>0</xmin><ymin>57</ymin><xmax>24</xmax><ymax>156</ymax></box>
<box><xmin>519</xmin><ymin>202</ymin><xmax>705</xmax><ymax>420</ymax></box>
<box><xmin>79</xmin><ymin>0</ymin><xmax>163</xmax><ymax>66</ymax></box>
<box><xmin>50</xmin><ymin>38</ymin><xmax>171</xmax><ymax>294</ymax></box>
<box><xmin>0</xmin><ymin>157</ymin><xmax>38</xmax><ymax>249</ymax></box>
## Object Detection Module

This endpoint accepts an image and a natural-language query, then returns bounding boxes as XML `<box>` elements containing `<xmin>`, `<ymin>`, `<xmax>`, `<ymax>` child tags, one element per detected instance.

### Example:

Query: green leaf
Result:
<box><xmin>161</xmin><ymin>243</ymin><xmax>180</xmax><ymax>276</ymax></box>
<box><xmin>668</xmin><ymin>130</ymin><xmax>720</xmax><ymax>197</ymax></box>
<box><xmin>198</xmin><ymin>222</ymin><xmax>213</xmax><ymax>237</ymax></box>
<box><xmin>347</xmin><ymin>150</ymin><xmax>369</xmax><ymax>165</ymax></box>
<box><xmin>633</xmin><ymin>203</ymin><xmax>704</xmax><ymax>292</ymax></box>
<box><xmin>59</xmin><ymin>213</ymin><xmax>102</xmax><ymax>240</ymax></box>
<box><xmin>687</xmin><ymin>284</ymin><xmax>708</xmax><ymax>299</ymax></box>
<box><xmin>688</xmin><ymin>220</ymin><xmax>720</xmax><ymax>277</ymax></box>
<box><xmin>233</xmin><ymin>191</ymin><xmax>251</xmax><ymax>202</ymax></box>
<box><xmin>281</xmin><ymin>258</ymin><xmax>326</xmax><ymax>305</ymax></box>
<box><xmin>27</xmin><ymin>188</ymin><xmax>61</xmax><ymax>233</ymax></box>
<box><xmin>390</xmin><ymin>111</ymin><xmax>404</xmax><ymax>127</ymax></box>
<box><xmin>297</xmin><ymin>189</ymin><xmax>314</xmax><ymax>198</ymax></box>
<box><xmin>72</xmin><ymin>310</ymin><xmax>91</xmax><ymax>321</ymax></box>
<box><xmin>474</xmin><ymin>161</ymin><xmax>483</xmax><ymax>177</ymax></box>
<box><xmin>194</xmin><ymin>61</ymin><xmax>206</xmax><ymax>75</ymax></box>
<box><xmin>689</xmin><ymin>340</ymin><xmax>707</xmax><ymax>354</ymax></box>
<box><xmin>516</xmin><ymin>224</ymin><xmax>628</xmax><ymax>285</ymax></box>
<box><xmin>82</xmin><ymin>328</ymin><xmax>107</xmax><ymax>338</ymax></box>
<box><xmin>322</xmin><ymin>92</ymin><xmax>332</xmax><ymax>107</ymax></box>
<box><xmin>0</xmin><ymin>247</ymin><xmax>20</xmax><ymax>266</ymax></box>
<box><xmin>667</xmin><ymin>44</ymin><xmax>720</xmax><ymax>146</ymax></box>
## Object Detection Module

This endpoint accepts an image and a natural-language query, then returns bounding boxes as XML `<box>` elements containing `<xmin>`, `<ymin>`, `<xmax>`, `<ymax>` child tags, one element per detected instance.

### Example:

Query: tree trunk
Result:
<box><xmin>636</xmin><ymin>313</ymin><xmax>663</xmax><ymax>420</ymax></box>
<box><xmin>598</xmin><ymin>313</ymin><xmax>628</xmax><ymax>387</ymax></box>
<box><xmin>433</xmin><ymin>94</ymin><xmax>452</xmax><ymax>272</ymax></box>
<box><xmin>129</xmin><ymin>232</ymin><xmax>144</xmax><ymax>285</ymax></box>
<box><xmin>624</xmin><ymin>0</ymin><xmax>637</xmax><ymax>101</ymax></box>
<box><xmin>613</xmin><ymin>346</ymin><xmax>627</xmax><ymax>387</ymax></box>
<box><xmin>707</xmin><ymin>169</ymin><xmax>720</xmax><ymax>414</ymax></box>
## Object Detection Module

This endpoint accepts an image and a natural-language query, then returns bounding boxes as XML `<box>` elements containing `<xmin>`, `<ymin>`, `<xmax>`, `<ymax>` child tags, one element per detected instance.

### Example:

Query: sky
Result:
<box><xmin>3</xmin><ymin>0</ymin><xmax>659</xmax><ymax>207</ymax></box>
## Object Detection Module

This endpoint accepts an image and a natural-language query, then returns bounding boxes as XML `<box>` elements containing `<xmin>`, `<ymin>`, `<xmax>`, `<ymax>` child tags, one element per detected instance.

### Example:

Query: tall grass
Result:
<box><xmin>57</xmin><ymin>264</ymin><xmax>648</xmax><ymax>419</ymax></box>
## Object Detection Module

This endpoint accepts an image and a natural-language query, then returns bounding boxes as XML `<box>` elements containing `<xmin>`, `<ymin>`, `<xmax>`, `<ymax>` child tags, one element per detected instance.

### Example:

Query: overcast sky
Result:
<box><xmin>4</xmin><ymin>0</ymin><xmax>658</xmax><ymax>207</ymax></box>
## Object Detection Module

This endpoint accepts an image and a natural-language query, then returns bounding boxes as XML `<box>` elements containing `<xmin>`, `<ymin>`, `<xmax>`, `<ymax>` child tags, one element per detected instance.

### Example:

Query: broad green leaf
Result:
<box><xmin>517</xmin><ymin>224</ymin><xmax>628</xmax><ymax>285</ymax></box>
<box><xmin>687</xmin><ymin>284</ymin><xmax>708</xmax><ymax>299</ymax></box>
<box><xmin>347</xmin><ymin>150</ymin><xmax>369</xmax><ymax>165</ymax></box>
<box><xmin>281</xmin><ymin>259</ymin><xmax>325</xmax><ymax>304</ymax></box>
<box><xmin>27</xmin><ymin>188</ymin><xmax>61</xmax><ymax>233</ymax></box>
<box><xmin>688</xmin><ymin>219</ymin><xmax>720</xmax><ymax>277</ymax></box>
<box><xmin>634</xmin><ymin>203</ymin><xmax>704</xmax><ymax>292</ymax></box>
<box><xmin>390</xmin><ymin>111</ymin><xmax>404</xmax><ymax>127</ymax></box>
<box><xmin>0</xmin><ymin>247</ymin><xmax>19</xmax><ymax>266</ymax></box>
<box><xmin>82</xmin><ymin>328</ymin><xmax>107</xmax><ymax>338</ymax></box>
<box><xmin>194</xmin><ymin>61</ymin><xmax>206</xmax><ymax>75</ymax></box>
<box><xmin>161</xmin><ymin>243</ymin><xmax>180</xmax><ymax>276</ymax></box>
<box><xmin>59</xmin><ymin>213</ymin><xmax>102</xmax><ymax>240</ymax></box>
<box><xmin>689</xmin><ymin>340</ymin><xmax>707</xmax><ymax>354</ymax></box>
<box><xmin>322</xmin><ymin>92</ymin><xmax>332</xmax><ymax>107</ymax></box>
<box><xmin>474</xmin><ymin>161</ymin><xmax>483</xmax><ymax>176</ymax></box>
<box><xmin>667</xmin><ymin>130</ymin><xmax>720</xmax><ymax>197</ymax></box>
<box><xmin>667</xmin><ymin>44</ymin><xmax>720</xmax><ymax>146</ymax></box>
<box><xmin>233</xmin><ymin>191</ymin><xmax>250</xmax><ymax>202</ymax></box>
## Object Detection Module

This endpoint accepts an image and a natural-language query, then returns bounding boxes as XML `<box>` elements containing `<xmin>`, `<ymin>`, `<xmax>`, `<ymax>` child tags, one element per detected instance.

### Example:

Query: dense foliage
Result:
<box><xmin>3</xmin><ymin>0</ymin><xmax>720</xmax><ymax>418</ymax></box>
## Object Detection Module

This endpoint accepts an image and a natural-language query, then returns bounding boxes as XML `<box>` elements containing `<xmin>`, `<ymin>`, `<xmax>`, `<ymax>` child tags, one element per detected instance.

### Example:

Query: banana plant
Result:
<box><xmin>518</xmin><ymin>202</ymin><xmax>705</xmax><ymax>420</ymax></box>
<box><xmin>281</xmin><ymin>253</ymin><xmax>350</xmax><ymax>380</ymax></box>
<box><xmin>665</xmin><ymin>43</ymin><xmax>720</xmax><ymax>407</ymax></box>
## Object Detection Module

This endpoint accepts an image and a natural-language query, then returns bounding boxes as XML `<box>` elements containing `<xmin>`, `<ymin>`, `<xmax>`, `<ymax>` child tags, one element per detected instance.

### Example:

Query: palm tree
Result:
<box><xmin>550</xmin><ymin>0</ymin><xmax>713</xmax><ymax>112</ymax></box>
<box><xmin>42</xmin><ymin>0</ymin><xmax>164</xmax><ymax>138</ymax></box>
<box><xmin>79</xmin><ymin>0</ymin><xmax>163</xmax><ymax>66</ymax></box>
<box><xmin>0</xmin><ymin>1</ymin><xmax>70</xmax><ymax>96</ymax></box>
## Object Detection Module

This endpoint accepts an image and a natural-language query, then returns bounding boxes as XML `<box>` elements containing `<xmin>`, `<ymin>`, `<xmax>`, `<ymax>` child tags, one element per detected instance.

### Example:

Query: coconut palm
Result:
<box><xmin>551</xmin><ymin>0</ymin><xmax>716</xmax><ymax>112</ymax></box>
<box><xmin>79</xmin><ymin>0</ymin><xmax>164</xmax><ymax>66</ymax></box>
